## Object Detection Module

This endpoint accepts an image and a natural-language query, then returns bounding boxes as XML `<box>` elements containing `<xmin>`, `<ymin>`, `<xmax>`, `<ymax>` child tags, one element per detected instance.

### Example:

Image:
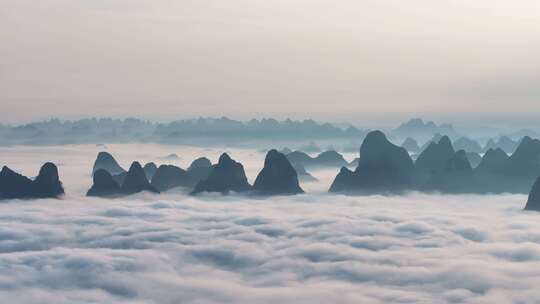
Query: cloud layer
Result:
<box><xmin>0</xmin><ymin>144</ymin><xmax>539</xmax><ymax>303</ymax></box>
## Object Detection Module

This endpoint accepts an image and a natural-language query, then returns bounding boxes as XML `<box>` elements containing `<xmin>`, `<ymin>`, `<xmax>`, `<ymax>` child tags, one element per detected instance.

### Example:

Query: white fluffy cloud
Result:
<box><xmin>0</xmin><ymin>144</ymin><xmax>539</xmax><ymax>303</ymax></box>
<box><xmin>1</xmin><ymin>192</ymin><xmax>538</xmax><ymax>303</ymax></box>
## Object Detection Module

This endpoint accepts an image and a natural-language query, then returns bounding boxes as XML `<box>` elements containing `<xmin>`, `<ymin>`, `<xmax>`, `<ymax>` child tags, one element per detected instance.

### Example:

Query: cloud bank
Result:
<box><xmin>0</xmin><ymin>192</ymin><xmax>538</xmax><ymax>303</ymax></box>
<box><xmin>0</xmin><ymin>144</ymin><xmax>539</xmax><ymax>303</ymax></box>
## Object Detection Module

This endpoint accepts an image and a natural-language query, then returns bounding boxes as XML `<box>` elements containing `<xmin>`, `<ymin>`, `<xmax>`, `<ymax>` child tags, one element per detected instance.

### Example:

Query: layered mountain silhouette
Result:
<box><xmin>121</xmin><ymin>162</ymin><xmax>159</xmax><ymax>194</ymax></box>
<box><xmin>415</xmin><ymin>136</ymin><xmax>455</xmax><ymax>177</ymax></box>
<box><xmin>150</xmin><ymin>165</ymin><xmax>191</xmax><ymax>192</ymax></box>
<box><xmin>285</xmin><ymin>150</ymin><xmax>348</xmax><ymax>168</ymax></box>
<box><xmin>188</xmin><ymin>157</ymin><xmax>212</xmax><ymax>171</ymax></box>
<box><xmin>87</xmin><ymin>169</ymin><xmax>121</xmax><ymax>197</ymax></box>
<box><xmin>330</xmin><ymin>130</ymin><xmax>540</xmax><ymax>195</ymax></box>
<box><xmin>421</xmin><ymin>150</ymin><xmax>475</xmax><ymax>193</ymax></box>
<box><xmin>401</xmin><ymin>137</ymin><xmax>420</xmax><ymax>153</ymax></box>
<box><xmin>420</xmin><ymin>133</ymin><xmax>444</xmax><ymax>152</ymax></box>
<box><xmin>453</xmin><ymin>137</ymin><xmax>483</xmax><ymax>153</ymax></box>
<box><xmin>253</xmin><ymin>150</ymin><xmax>303</xmax><ymax>195</ymax></box>
<box><xmin>329</xmin><ymin>131</ymin><xmax>415</xmax><ymax>194</ymax></box>
<box><xmin>0</xmin><ymin>163</ymin><xmax>64</xmax><ymax>199</ymax></box>
<box><xmin>414</xmin><ymin>136</ymin><xmax>472</xmax><ymax>192</ymax></box>
<box><xmin>293</xmin><ymin>164</ymin><xmax>317</xmax><ymax>182</ymax></box>
<box><xmin>192</xmin><ymin>153</ymin><xmax>252</xmax><ymax>194</ymax></box>
<box><xmin>88</xmin><ymin>161</ymin><xmax>158</xmax><ymax>197</ymax></box>
<box><xmin>475</xmin><ymin>148</ymin><xmax>509</xmax><ymax>175</ymax></box>
<box><xmin>474</xmin><ymin>137</ymin><xmax>540</xmax><ymax>193</ymax></box>
<box><xmin>392</xmin><ymin>118</ymin><xmax>457</xmax><ymax>143</ymax></box>
<box><xmin>465</xmin><ymin>152</ymin><xmax>482</xmax><ymax>168</ymax></box>
<box><xmin>92</xmin><ymin>151</ymin><xmax>125</xmax><ymax>175</ymax></box>
<box><xmin>483</xmin><ymin>136</ymin><xmax>520</xmax><ymax>154</ymax></box>
<box><xmin>143</xmin><ymin>162</ymin><xmax>158</xmax><ymax>181</ymax></box>
<box><xmin>186</xmin><ymin>157</ymin><xmax>213</xmax><ymax>185</ymax></box>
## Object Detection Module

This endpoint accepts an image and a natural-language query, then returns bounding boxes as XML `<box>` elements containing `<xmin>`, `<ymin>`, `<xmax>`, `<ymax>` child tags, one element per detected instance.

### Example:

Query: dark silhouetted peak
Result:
<box><xmin>188</xmin><ymin>157</ymin><xmax>212</xmax><ymax>171</ymax></box>
<box><xmin>361</xmin><ymin>130</ymin><xmax>387</xmax><ymax>149</ymax></box>
<box><xmin>151</xmin><ymin>165</ymin><xmax>192</xmax><ymax>192</ymax></box>
<box><xmin>112</xmin><ymin>172</ymin><xmax>127</xmax><ymax>187</ymax></box>
<box><xmin>330</xmin><ymin>130</ymin><xmax>414</xmax><ymax>194</ymax></box>
<box><xmin>525</xmin><ymin>177</ymin><xmax>540</xmax><ymax>211</ymax></box>
<box><xmin>186</xmin><ymin>158</ymin><xmax>213</xmax><ymax>186</ymax></box>
<box><xmin>445</xmin><ymin>150</ymin><xmax>473</xmax><ymax>174</ymax></box>
<box><xmin>415</xmin><ymin>135</ymin><xmax>455</xmax><ymax>173</ymax></box>
<box><xmin>419</xmin><ymin>149</ymin><xmax>475</xmax><ymax>193</ymax></box>
<box><xmin>506</xmin><ymin>137</ymin><xmax>540</xmax><ymax>178</ymax></box>
<box><xmin>475</xmin><ymin>148</ymin><xmax>509</xmax><ymax>174</ymax></box>
<box><xmin>510</xmin><ymin>137</ymin><xmax>540</xmax><ymax>163</ymax></box>
<box><xmin>253</xmin><ymin>150</ymin><xmax>303</xmax><ymax>195</ymax></box>
<box><xmin>401</xmin><ymin>137</ymin><xmax>420</xmax><ymax>153</ymax></box>
<box><xmin>192</xmin><ymin>153</ymin><xmax>251</xmax><ymax>194</ymax></box>
<box><xmin>328</xmin><ymin>166</ymin><xmax>356</xmax><ymax>193</ymax></box>
<box><xmin>33</xmin><ymin>163</ymin><xmax>64</xmax><ymax>198</ymax></box>
<box><xmin>0</xmin><ymin>163</ymin><xmax>64</xmax><ymax>199</ymax></box>
<box><xmin>420</xmin><ymin>133</ymin><xmax>444</xmax><ymax>152</ymax></box>
<box><xmin>0</xmin><ymin>166</ymin><xmax>34</xmax><ymax>199</ymax></box>
<box><xmin>87</xmin><ymin>169</ymin><xmax>121</xmax><ymax>197</ymax></box>
<box><xmin>121</xmin><ymin>161</ymin><xmax>159</xmax><ymax>195</ymax></box>
<box><xmin>358</xmin><ymin>130</ymin><xmax>414</xmax><ymax>173</ymax></box>
<box><xmin>143</xmin><ymin>162</ymin><xmax>158</xmax><ymax>181</ymax></box>
<box><xmin>92</xmin><ymin>151</ymin><xmax>125</xmax><ymax>175</ymax></box>
<box><xmin>218</xmin><ymin>153</ymin><xmax>233</xmax><ymax>164</ymax></box>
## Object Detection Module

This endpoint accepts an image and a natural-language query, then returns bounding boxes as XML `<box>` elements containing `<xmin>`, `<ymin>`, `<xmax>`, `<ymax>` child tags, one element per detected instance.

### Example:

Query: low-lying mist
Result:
<box><xmin>0</xmin><ymin>144</ymin><xmax>538</xmax><ymax>303</ymax></box>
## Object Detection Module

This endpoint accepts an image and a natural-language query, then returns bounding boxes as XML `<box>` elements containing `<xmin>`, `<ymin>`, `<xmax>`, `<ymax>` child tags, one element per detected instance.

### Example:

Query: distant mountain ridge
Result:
<box><xmin>0</xmin><ymin>117</ymin><xmax>365</xmax><ymax>146</ymax></box>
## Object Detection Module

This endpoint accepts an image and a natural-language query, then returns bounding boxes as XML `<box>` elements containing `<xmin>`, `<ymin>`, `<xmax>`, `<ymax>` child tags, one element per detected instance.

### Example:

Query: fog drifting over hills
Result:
<box><xmin>0</xmin><ymin>144</ymin><xmax>539</xmax><ymax>303</ymax></box>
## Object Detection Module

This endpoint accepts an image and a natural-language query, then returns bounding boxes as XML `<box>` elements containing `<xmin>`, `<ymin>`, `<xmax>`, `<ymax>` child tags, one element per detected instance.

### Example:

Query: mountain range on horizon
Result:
<box><xmin>1</xmin><ymin>117</ymin><xmax>538</xmax><ymax>153</ymax></box>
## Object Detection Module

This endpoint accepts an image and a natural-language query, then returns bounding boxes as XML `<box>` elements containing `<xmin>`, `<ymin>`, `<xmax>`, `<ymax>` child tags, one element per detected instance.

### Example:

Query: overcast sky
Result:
<box><xmin>1</xmin><ymin>0</ymin><xmax>540</xmax><ymax>124</ymax></box>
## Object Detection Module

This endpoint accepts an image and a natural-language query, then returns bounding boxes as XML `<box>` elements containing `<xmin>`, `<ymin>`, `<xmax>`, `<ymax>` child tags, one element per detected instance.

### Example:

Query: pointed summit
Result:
<box><xmin>33</xmin><ymin>162</ymin><xmax>64</xmax><ymax>198</ymax></box>
<box><xmin>253</xmin><ymin>150</ymin><xmax>303</xmax><ymax>195</ymax></box>
<box><xmin>0</xmin><ymin>163</ymin><xmax>64</xmax><ymax>199</ymax></box>
<box><xmin>525</xmin><ymin>177</ymin><xmax>540</xmax><ymax>211</ymax></box>
<box><xmin>507</xmin><ymin>137</ymin><xmax>540</xmax><ymax>178</ymax></box>
<box><xmin>475</xmin><ymin>148</ymin><xmax>509</xmax><ymax>175</ymax></box>
<box><xmin>329</xmin><ymin>130</ymin><xmax>415</xmax><ymax>194</ymax></box>
<box><xmin>415</xmin><ymin>135</ymin><xmax>455</xmax><ymax>174</ymax></box>
<box><xmin>92</xmin><ymin>151</ymin><xmax>125</xmax><ymax>175</ymax></box>
<box><xmin>0</xmin><ymin>166</ymin><xmax>34</xmax><ymax>199</ymax></box>
<box><xmin>121</xmin><ymin>162</ymin><xmax>159</xmax><ymax>194</ymax></box>
<box><xmin>192</xmin><ymin>153</ymin><xmax>251</xmax><ymax>194</ymax></box>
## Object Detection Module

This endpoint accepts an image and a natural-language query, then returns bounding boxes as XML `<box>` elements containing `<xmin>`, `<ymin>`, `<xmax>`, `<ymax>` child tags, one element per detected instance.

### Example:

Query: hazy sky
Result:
<box><xmin>1</xmin><ymin>0</ymin><xmax>540</xmax><ymax>124</ymax></box>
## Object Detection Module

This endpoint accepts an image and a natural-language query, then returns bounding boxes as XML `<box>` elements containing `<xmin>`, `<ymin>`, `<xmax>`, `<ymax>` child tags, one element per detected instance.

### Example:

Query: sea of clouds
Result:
<box><xmin>0</xmin><ymin>144</ymin><xmax>539</xmax><ymax>303</ymax></box>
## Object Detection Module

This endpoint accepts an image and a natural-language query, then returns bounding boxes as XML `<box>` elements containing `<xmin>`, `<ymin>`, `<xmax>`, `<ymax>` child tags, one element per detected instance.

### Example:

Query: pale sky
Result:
<box><xmin>1</xmin><ymin>0</ymin><xmax>540</xmax><ymax>124</ymax></box>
